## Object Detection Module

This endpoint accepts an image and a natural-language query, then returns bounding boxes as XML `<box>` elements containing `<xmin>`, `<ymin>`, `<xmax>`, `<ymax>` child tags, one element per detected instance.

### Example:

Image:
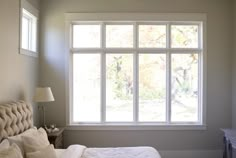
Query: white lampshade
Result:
<box><xmin>34</xmin><ymin>87</ymin><xmax>55</xmax><ymax>102</ymax></box>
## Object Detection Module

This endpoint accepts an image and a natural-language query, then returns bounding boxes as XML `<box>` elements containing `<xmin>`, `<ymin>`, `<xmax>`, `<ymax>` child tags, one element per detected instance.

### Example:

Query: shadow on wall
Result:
<box><xmin>0</xmin><ymin>87</ymin><xmax>23</xmax><ymax>104</ymax></box>
<box><xmin>19</xmin><ymin>89</ymin><xmax>26</xmax><ymax>101</ymax></box>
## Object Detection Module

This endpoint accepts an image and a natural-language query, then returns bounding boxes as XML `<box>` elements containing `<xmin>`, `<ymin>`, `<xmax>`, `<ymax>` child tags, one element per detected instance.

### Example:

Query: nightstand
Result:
<box><xmin>47</xmin><ymin>127</ymin><xmax>65</xmax><ymax>149</ymax></box>
<box><xmin>222</xmin><ymin>129</ymin><xmax>236</xmax><ymax>158</ymax></box>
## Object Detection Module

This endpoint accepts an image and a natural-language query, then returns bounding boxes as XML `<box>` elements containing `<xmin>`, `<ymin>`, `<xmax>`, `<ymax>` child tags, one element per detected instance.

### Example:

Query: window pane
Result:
<box><xmin>22</xmin><ymin>9</ymin><xmax>37</xmax><ymax>52</ymax></box>
<box><xmin>139</xmin><ymin>25</ymin><xmax>166</xmax><ymax>48</ymax></box>
<box><xmin>73</xmin><ymin>54</ymin><xmax>101</xmax><ymax>122</ymax></box>
<box><xmin>106</xmin><ymin>54</ymin><xmax>133</xmax><ymax>121</ymax></box>
<box><xmin>171</xmin><ymin>54</ymin><xmax>199</xmax><ymax>122</ymax></box>
<box><xmin>31</xmin><ymin>18</ymin><xmax>37</xmax><ymax>52</ymax></box>
<box><xmin>22</xmin><ymin>16</ymin><xmax>29</xmax><ymax>50</ymax></box>
<box><xmin>106</xmin><ymin>25</ymin><xmax>133</xmax><ymax>48</ymax></box>
<box><xmin>139</xmin><ymin>54</ymin><xmax>166</xmax><ymax>122</ymax></box>
<box><xmin>171</xmin><ymin>25</ymin><xmax>199</xmax><ymax>48</ymax></box>
<box><xmin>73</xmin><ymin>25</ymin><xmax>101</xmax><ymax>48</ymax></box>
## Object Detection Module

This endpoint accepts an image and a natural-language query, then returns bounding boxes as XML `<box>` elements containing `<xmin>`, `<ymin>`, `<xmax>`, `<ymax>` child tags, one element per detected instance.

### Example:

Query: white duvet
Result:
<box><xmin>56</xmin><ymin>145</ymin><xmax>161</xmax><ymax>158</ymax></box>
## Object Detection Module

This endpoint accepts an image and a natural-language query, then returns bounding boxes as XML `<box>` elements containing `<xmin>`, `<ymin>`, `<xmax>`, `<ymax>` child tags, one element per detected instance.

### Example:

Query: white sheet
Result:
<box><xmin>55</xmin><ymin>149</ymin><xmax>65</xmax><ymax>158</ymax></box>
<box><xmin>55</xmin><ymin>145</ymin><xmax>161</xmax><ymax>158</ymax></box>
<box><xmin>57</xmin><ymin>145</ymin><xmax>86</xmax><ymax>158</ymax></box>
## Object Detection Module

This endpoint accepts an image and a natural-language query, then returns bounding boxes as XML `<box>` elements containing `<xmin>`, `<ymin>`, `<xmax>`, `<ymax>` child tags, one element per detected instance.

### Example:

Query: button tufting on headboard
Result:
<box><xmin>0</xmin><ymin>101</ymin><xmax>33</xmax><ymax>141</ymax></box>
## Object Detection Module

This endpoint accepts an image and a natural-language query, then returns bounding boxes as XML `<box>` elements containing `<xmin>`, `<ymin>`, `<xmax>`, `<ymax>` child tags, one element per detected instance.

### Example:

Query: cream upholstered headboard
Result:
<box><xmin>0</xmin><ymin>101</ymin><xmax>33</xmax><ymax>141</ymax></box>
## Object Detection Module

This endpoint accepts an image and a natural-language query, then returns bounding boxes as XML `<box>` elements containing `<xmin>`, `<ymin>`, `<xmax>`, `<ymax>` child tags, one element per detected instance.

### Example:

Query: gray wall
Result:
<box><xmin>40</xmin><ymin>0</ymin><xmax>233</xmax><ymax>151</ymax></box>
<box><xmin>0</xmin><ymin>0</ymin><xmax>40</xmax><ymax>126</ymax></box>
<box><xmin>233</xmin><ymin>0</ymin><xmax>236</xmax><ymax>128</ymax></box>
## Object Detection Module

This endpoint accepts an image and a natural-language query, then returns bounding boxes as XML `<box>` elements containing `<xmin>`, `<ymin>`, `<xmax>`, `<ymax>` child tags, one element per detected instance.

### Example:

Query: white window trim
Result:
<box><xmin>65</xmin><ymin>13</ymin><xmax>207</xmax><ymax>130</ymax></box>
<box><xmin>20</xmin><ymin>0</ymin><xmax>39</xmax><ymax>57</ymax></box>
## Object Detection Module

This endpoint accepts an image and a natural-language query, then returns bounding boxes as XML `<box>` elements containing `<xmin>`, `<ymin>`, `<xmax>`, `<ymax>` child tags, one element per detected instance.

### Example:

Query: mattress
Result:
<box><xmin>55</xmin><ymin>145</ymin><xmax>161</xmax><ymax>158</ymax></box>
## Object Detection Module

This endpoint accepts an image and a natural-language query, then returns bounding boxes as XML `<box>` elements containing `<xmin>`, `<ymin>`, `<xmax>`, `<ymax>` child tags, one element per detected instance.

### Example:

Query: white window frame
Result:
<box><xmin>20</xmin><ymin>0</ymin><xmax>39</xmax><ymax>57</ymax></box>
<box><xmin>65</xmin><ymin>13</ymin><xmax>207</xmax><ymax>130</ymax></box>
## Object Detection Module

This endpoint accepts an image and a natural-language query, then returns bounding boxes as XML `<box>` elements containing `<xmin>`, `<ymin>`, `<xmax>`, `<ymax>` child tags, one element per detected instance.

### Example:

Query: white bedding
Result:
<box><xmin>56</xmin><ymin>145</ymin><xmax>161</xmax><ymax>158</ymax></box>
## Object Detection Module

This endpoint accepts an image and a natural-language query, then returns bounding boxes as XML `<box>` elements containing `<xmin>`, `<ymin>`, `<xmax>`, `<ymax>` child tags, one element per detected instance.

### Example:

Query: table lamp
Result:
<box><xmin>34</xmin><ymin>87</ymin><xmax>54</xmax><ymax>126</ymax></box>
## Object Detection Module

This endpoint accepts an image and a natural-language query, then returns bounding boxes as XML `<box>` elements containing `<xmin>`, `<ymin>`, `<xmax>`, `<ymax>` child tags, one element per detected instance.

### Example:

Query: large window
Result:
<box><xmin>67</xmin><ymin>14</ymin><xmax>206</xmax><ymax>128</ymax></box>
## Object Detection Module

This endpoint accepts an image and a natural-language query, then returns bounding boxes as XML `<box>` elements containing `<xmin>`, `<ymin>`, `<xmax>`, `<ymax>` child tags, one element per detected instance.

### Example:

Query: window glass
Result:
<box><xmin>139</xmin><ymin>54</ymin><xmax>166</xmax><ymax>122</ymax></box>
<box><xmin>22</xmin><ymin>16</ymin><xmax>29</xmax><ymax>50</ymax></box>
<box><xmin>32</xmin><ymin>20</ymin><xmax>37</xmax><ymax>52</ymax></box>
<box><xmin>73</xmin><ymin>54</ymin><xmax>101</xmax><ymax>122</ymax></box>
<box><xmin>171</xmin><ymin>54</ymin><xmax>199</xmax><ymax>122</ymax></box>
<box><xmin>106</xmin><ymin>54</ymin><xmax>133</xmax><ymax>122</ymax></box>
<box><xmin>73</xmin><ymin>25</ymin><xmax>101</xmax><ymax>48</ymax></box>
<box><xmin>139</xmin><ymin>25</ymin><xmax>166</xmax><ymax>48</ymax></box>
<box><xmin>171</xmin><ymin>25</ymin><xmax>198</xmax><ymax>48</ymax></box>
<box><xmin>106</xmin><ymin>25</ymin><xmax>133</xmax><ymax>48</ymax></box>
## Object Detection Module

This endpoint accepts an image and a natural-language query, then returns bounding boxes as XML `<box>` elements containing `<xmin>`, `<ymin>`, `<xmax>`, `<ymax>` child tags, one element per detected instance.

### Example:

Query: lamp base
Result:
<box><xmin>38</xmin><ymin>105</ymin><xmax>46</xmax><ymax>127</ymax></box>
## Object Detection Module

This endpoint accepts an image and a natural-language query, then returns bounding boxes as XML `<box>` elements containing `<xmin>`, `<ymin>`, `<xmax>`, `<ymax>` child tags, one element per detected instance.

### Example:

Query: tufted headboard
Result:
<box><xmin>0</xmin><ymin>101</ymin><xmax>33</xmax><ymax>141</ymax></box>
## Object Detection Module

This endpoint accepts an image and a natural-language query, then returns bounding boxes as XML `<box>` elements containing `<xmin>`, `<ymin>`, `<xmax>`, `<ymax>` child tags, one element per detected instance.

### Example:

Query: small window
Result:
<box><xmin>20</xmin><ymin>0</ymin><xmax>38</xmax><ymax>57</ymax></box>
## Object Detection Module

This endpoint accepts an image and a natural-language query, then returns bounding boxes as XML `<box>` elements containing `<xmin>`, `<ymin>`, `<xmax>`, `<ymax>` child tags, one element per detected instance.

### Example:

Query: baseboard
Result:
<box><xmin>159</xmin><ymin>149</ymin><xmax>222</xmax><ymax>158</ymax></box>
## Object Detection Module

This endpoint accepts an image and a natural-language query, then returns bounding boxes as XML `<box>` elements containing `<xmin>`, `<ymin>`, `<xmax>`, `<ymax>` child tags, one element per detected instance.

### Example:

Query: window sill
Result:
<box><xmin>20</xmin><ymin>48</ymin><xmax>38</xmax><ymax>57</ymax></box>
<box><xmin>66</xmin><ymin>124</ymin><xmax>207</xmax><ymax>131</ymax></box>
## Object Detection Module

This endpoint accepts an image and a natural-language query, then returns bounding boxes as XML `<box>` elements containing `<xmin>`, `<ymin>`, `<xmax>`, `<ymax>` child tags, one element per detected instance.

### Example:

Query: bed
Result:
<box><xmin>0</xmin><ymin>101</ymin><xmax>161</xmax><ymax>158</ymax></box>
<box><xmin>56</xmin><ymin>145</ymin><xmax>161</xmax><ymax>158</ymax></box>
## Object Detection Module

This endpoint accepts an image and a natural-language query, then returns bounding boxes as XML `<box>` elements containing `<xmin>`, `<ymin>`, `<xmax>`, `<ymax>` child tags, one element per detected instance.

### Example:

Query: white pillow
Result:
<box><xmin>22</xmin><ymin>128</ymin><xmax>50</xmax><ymax>153</ymax></box>
<box><xmin>0</xmin><ymin>139</ymin><xmax>10</xmax><ymax>151</ymax></box>
<box><xmin>0</xmin><ymin>143</ymin><xmax>23</xmax><ymax>158</ymax></box>
<box><xmin>8</xmin><ymin>127</ymin><xmax>37</xmax><ymax>155</ymax></box>
<box><xmin>26</xmin><ymin>145</ymin><xmax>57</xmax><ymax>158</ymax></box>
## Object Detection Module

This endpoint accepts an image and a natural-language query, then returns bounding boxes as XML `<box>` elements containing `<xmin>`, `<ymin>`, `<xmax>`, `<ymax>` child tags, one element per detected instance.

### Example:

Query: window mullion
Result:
<box><xmin>198</xmin><ymin>22</ymin><xmax>203</xmax><ymax>124</ymax></box>
<box><xmin>133</xmin><ymin>22</ymin><xmax>138</xmax><ymax>123</ymax></box>
<box><xmin>198</xmin><ymin>52</ymin><xmax>202</xmax><ymax>124</ymax></box>
<box><xmin>198</xmin><ymin>23</ymin><xmax>202</xmax><ymax>49</ymax></box>
<box><xmin>101</xmin><ymin>52</ymin><xmax>106</xmax><ymax>123</ymax></box>
<box><xmin>166</xmin><ymin>23</ymin><xmax>171</xmax><ymax>124</ymax></box>
<box><xmin>166</xmin><ymin>52</ymin><xmax>171</xmax><ymax>124</ymax></box>
<box><xmin>101</xmin><ymin>22</ymin><xmax>106</xmax><ymax>123</ymax></box>
<box><xmin>133</xmin><ymin>53</ymin><xmax>138</xmax><ymax>123</ymax></box>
